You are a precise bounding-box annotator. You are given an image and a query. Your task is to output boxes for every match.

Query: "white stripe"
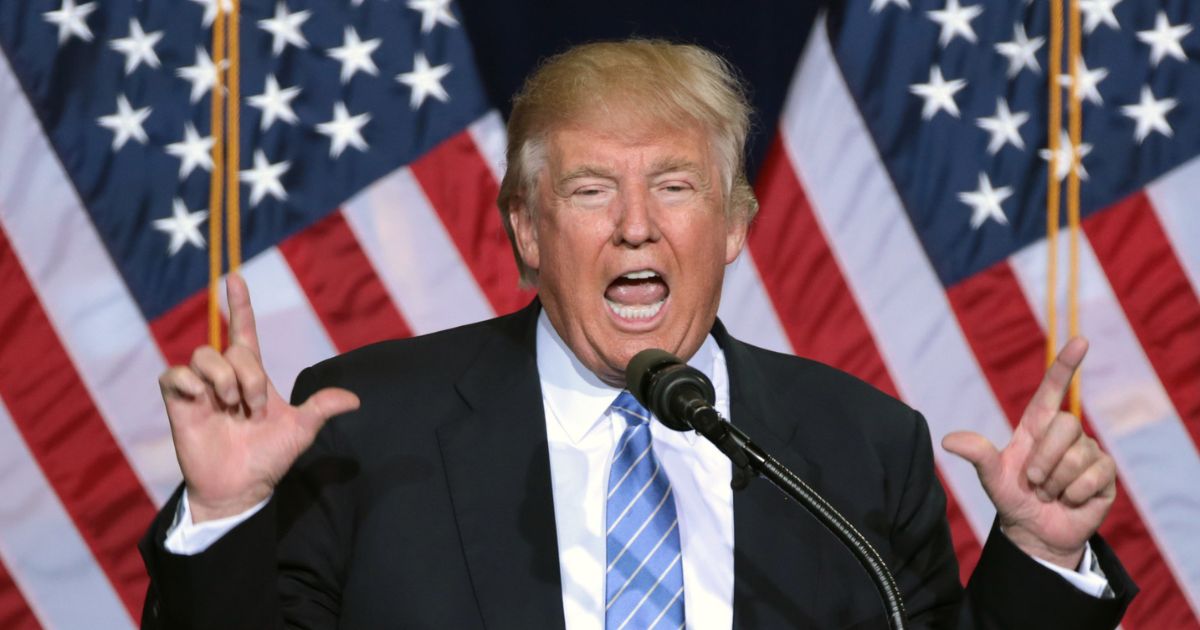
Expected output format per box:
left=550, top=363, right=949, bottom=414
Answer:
left=0, top=397, right=133, bottom=629
left=608, top=461, right=663, bottom=535
left=224, top=248, right=338, bottom=400
left=0, top=49, right=178, bottom=505
left=777, top=16, right=1010, bottom=540
left=467, top=110, right=508, bottom=184
left=1010, top=233, right=1200, bottom=614
left=617, top=556, right=683, bottom=630
left=1146, top=154, right=1200, bottom=294
left=608, top=439, right=654, bottom=500
left=720, top=249, right=794, bottom=355
left=341, top=166, right=495, bottom=335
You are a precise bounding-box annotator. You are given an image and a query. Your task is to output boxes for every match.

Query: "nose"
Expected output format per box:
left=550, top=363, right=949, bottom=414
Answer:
left=613, top=187, right=660, bottom=247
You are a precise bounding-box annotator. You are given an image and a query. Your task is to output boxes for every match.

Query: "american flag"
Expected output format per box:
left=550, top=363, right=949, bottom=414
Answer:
left=0, top=0, right=1195, bottom=628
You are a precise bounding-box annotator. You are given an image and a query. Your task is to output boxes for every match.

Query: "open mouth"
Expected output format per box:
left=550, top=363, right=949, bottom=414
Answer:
left=604, top=269, right=669, bottom=321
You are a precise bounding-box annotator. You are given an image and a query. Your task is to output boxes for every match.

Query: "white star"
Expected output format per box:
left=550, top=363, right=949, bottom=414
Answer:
left=396, top=52, right=453, bottom=109
left=190, top=0, right=233, bottom=28
left=315, top=102, right=371, bottom=158
left=97, top=95, right=151, bottom=150
left=247, top=74, right=301, bottom=130
left=927, top=0, right=984, bottom=47
left=1137, top=11, right=1192, bottom=66
left=1120, top=85, right=1178, bottom=143
left=240, top=150, right=290, bottom=206
left=327, top=26, right=381, bottom=84
left=43, top=0, right=97, bottom=45
left=176, top=46, right=223, bottom=104
left=909, top=66, right=966, bottom=120
left=258, top=1, right=311, bottom=56
left=165, top=123, right=214, bottom=179
left=1080, top=0, right=1121, bottom=34
left=1057, top=56, right=1108, bottom=105
left=109, top=18, right=163, bottom=75
left=407, top=0, right=459, bottom=33
left=995, top=22, right=1044, bottom=77
left=958, top=173, right=1012, bottom=229
left=870, top=0, right=910, bottom=12
left=976, top=98, right=1029, bottom=154
left=153, top=199, right=208, bottom=256
left=1039, top=130, right=1092, bottom=181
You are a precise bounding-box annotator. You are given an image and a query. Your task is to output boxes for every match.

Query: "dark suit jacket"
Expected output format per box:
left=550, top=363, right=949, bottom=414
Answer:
left=140, top=301, right=1136, bottom=628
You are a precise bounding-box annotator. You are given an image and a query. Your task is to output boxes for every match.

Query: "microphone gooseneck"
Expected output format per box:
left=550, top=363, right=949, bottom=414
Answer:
left=625, top=348, right=908, bottom=630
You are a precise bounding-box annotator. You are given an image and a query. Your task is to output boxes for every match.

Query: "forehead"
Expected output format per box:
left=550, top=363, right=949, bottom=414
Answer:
left=543, top=115, right=715, bottom=175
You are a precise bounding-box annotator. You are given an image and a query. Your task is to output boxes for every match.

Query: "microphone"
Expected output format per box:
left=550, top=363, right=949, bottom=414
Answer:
left=625, top=348, right=908, bottom=630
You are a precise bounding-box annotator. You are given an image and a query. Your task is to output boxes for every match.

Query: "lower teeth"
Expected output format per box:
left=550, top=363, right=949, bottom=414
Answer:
left=605, top=299, right=665, bottom=320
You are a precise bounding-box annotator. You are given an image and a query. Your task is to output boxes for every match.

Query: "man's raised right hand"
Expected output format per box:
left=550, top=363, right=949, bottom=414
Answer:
left=157, top=274, right=360, bottom=523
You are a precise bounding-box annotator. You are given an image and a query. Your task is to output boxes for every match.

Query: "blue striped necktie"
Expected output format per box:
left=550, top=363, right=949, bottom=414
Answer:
left=605, top=391, right=686, bottom=630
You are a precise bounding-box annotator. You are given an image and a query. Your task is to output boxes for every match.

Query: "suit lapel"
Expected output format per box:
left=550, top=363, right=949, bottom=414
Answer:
left=717, top=325, right=829, bottom=628
left=436, top=303, right=567, bottom=630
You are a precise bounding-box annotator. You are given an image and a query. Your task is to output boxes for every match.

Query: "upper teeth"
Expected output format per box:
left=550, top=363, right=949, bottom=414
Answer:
left=622, top=270, right=658, bottom=280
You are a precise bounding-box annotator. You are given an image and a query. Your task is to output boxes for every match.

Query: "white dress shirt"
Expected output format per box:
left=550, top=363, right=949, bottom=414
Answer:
left=536, top=312, right=734, bottom=630
left=165, top=311, right=1111, bottom=621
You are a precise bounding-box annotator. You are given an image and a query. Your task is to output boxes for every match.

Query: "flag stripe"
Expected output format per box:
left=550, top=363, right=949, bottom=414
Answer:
left=945, top=259, right=1197, bottom=629
left=0, top=397, right=130, bottom=630
left=779, top=17, right=1009, bottom=542
left=279, top=210, right=414, bottom=353
left=148, top=290, right=227, bottom=367
left=1146, top=156, right=1200, bottom=294
left=342, top=166, right=496, bottom=335
left=749, top=132, right=983, bottom=574
left=0, top=224, right=153, bottom=620
left=1084, top=192, right=1200, bottom=454
left=0, top=50, right=178, bottom=506
left=0, top=558, right=38, bottom=630
left=717, top=250, right=794, bottom=356
left=409, top=128, right=535, bottom=316
left=235, top=249, right=340, bottom=402
left=1011, top=234, right=1200, bottom=621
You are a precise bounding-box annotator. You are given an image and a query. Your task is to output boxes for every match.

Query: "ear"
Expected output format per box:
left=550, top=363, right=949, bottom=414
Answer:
left=508, top=197, right=541, bottom=272
left=724, top=213, right=749, bottom=265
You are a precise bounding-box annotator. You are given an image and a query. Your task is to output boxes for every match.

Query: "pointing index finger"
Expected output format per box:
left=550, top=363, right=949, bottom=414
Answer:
left=1022, top=337, right=1088, bottom=432
left=226, top=273, right=262, bottom=358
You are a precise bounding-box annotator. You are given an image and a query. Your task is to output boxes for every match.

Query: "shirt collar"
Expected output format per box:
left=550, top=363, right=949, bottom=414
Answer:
left=535, top=309, right=716, bottom=445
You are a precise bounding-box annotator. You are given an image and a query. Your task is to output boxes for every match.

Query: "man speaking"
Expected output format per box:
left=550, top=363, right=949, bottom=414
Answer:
left=143, top=40, right=1136, bottom=628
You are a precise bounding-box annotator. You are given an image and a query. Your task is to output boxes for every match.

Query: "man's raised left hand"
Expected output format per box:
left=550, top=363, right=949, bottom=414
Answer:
left=942, top=337, right=1117, bottom=570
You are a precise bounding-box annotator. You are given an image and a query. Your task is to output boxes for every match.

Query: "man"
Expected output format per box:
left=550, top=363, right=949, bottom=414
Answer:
left=144, top=40, right=1136, bottom=628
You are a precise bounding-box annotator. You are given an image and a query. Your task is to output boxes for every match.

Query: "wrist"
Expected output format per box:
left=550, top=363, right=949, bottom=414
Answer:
left=186, top=486, right=272, bottom=523
left=1001, top=525, right=1086, bottom=570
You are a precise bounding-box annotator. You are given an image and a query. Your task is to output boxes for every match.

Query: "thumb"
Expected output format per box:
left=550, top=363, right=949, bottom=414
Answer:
left=942, top=431, right=1002, bottom=486
left=296, top=387, right=361, bottom=434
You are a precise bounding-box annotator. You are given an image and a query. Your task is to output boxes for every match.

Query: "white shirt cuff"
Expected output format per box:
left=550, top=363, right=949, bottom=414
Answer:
left=162, top=489, right=271, bottom=556
left=1030, top=542, right=1113, bottom=599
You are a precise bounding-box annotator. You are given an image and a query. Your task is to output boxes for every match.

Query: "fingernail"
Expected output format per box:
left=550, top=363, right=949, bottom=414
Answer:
left=1027, top=467, right=1045, bottom=484
left=250, top=396, right=267, bottom=410
left=1036, top=488, right=1052, bottom=502
left=223, top=388, right=238, bottom=404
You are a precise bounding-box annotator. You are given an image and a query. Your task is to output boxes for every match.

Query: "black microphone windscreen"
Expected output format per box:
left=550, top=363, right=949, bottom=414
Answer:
left=625, top=348, right=681, bottom=407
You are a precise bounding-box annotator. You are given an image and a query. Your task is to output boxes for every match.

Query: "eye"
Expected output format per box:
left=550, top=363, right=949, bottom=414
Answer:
left=570, top=185, right=613, bottom=209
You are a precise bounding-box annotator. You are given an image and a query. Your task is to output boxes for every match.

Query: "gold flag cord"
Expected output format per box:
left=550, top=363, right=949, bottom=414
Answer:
left=207, top=1, right=242, bottom=350
left=1047, top=0, right=1083, bottom=415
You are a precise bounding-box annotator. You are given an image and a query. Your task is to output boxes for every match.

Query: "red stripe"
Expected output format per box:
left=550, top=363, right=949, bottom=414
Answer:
left=946, top=259, right=1199, bottom=629
left=0, top=558, right=39, bottom=630
left=0, top=226, right=151, bottom=621
left=149, top=288, right=228, bottom=366
left=409, top=130, right=535, bottom=316
left=279, top=210, right=414, bottom=352
left=1085, top=192, right=1200, bottom=454
left=750, top=134, right=982, bottom=578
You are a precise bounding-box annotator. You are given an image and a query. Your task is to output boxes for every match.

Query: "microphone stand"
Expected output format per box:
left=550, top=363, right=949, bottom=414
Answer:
left=680, top=398, right=908, bottom=630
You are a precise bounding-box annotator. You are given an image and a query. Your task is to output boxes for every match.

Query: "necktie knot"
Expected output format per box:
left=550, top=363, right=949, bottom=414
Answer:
left=611, top=391, right=652, bottom=428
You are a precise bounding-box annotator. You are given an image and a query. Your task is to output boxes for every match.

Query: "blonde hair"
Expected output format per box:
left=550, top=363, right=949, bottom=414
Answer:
left=497, top=39, right=759, bottom=285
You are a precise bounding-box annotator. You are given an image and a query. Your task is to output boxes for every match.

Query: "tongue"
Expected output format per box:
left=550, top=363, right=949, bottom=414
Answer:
left=605, top=278, right=667, bottom=305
